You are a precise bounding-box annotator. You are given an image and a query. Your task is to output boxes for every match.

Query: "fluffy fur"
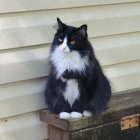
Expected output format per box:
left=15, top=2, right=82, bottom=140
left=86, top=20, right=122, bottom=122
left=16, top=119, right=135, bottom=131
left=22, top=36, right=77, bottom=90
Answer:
left=45, top=18, right=111, bottom=118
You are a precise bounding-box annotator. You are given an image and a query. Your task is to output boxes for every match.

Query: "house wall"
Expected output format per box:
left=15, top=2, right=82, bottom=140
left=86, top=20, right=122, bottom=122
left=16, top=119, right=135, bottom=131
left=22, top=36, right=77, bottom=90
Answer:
left=0, top=0, right=140, bottom=139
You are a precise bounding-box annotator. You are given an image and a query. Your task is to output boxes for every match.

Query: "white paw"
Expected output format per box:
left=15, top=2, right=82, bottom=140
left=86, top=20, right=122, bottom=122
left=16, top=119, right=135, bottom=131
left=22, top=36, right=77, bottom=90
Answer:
left=59, top=112, right=70, bottom=119
left=70, top=112, right=83, bottom=118
left=83, top=110, right=92, bottom=117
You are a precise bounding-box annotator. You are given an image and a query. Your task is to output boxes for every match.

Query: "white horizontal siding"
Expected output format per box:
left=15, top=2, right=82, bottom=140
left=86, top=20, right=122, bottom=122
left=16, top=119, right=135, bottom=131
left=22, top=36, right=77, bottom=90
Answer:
left=1, top=2, right=140, bottom=50
left=1, top=35, right=140, bottom=84
left=94, top=32, right=140, bottom=66
left=0, top=112, right=47, bottom=140
left=104, top=60, right=140, bottom=93
left=0, top=47, right=49, bottom=84
left=0, top=78, right=46, bottom=119
left=0, top=0, right=140, bottom=13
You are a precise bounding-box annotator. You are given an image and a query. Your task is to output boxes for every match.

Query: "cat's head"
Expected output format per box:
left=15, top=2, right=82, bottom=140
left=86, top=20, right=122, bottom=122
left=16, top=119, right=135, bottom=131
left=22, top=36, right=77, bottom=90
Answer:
left=52, top=18, right=88, bottom=53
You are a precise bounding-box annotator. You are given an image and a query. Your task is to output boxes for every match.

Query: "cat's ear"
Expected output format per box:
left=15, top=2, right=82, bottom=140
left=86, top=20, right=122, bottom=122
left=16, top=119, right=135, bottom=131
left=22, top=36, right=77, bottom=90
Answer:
left=76, top=25, right=88, bottom=38
left=57, top=18, right=66, bottom=30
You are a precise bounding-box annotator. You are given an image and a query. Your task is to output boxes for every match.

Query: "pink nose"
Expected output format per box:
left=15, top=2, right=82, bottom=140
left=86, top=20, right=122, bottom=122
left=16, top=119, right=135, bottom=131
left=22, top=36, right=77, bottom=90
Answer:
left=59, top=47, right=70, bottom=53
left=62, top=48, right=66, bottom=51
left=60, top=47, right=66, bottom=52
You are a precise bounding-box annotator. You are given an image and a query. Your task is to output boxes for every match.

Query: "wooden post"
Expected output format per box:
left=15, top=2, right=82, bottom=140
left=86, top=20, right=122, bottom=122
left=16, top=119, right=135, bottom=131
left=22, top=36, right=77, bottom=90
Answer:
left=48, top=125, right=70, bottom=140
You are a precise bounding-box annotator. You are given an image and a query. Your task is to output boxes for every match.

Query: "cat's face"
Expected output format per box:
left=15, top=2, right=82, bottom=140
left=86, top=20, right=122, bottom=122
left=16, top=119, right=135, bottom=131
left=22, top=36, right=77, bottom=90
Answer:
left=52, top=18, right=88, bottom=53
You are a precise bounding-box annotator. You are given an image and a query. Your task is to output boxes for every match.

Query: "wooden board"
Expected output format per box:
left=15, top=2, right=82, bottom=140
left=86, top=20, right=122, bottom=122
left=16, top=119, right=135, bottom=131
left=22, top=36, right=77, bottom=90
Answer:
left=71, top=120, right=140, bottom=140
left=40, top=89, right=140, bottom=131
left=47, top=120, right=140, bottom=140
left=40, top=89, right=140, bottom=140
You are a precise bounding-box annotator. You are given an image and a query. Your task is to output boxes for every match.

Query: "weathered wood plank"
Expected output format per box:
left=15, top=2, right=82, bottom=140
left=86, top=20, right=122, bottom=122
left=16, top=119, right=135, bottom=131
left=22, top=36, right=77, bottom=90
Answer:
left=40, top=110, right=70, bottom=131
left=48, top=125, right=70, bottom=140
left=40, top=89, right=140, bottom=131
left=71, top=120, right=140, bottom=140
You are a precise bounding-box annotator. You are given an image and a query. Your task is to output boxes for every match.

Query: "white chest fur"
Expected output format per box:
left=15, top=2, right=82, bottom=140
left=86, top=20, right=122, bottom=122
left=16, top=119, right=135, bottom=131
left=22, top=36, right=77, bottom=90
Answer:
left=50, top=47, right=88, bottom=78
left=64, top=79, right=80, bottom=107
left=50, top=47, right=88, bottom=107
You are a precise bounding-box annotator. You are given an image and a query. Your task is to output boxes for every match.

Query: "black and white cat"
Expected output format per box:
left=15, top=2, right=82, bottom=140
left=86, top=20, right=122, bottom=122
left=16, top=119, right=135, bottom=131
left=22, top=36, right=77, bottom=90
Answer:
left=45, top=18, right=111, bottom=119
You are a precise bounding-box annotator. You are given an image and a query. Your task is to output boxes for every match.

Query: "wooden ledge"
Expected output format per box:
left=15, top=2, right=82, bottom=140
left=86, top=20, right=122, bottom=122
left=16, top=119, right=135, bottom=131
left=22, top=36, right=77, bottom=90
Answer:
left=40, top=90, right=140, bottom=132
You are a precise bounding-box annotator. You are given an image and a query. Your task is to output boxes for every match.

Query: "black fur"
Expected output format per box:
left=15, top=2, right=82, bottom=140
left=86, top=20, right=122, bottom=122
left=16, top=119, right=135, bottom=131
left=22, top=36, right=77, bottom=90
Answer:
left=45, top=18, right=111, bottom=114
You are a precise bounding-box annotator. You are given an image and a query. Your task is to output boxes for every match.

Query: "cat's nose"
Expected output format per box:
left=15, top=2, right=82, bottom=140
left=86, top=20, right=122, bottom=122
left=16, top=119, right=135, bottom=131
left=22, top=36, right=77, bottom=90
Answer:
left=62, top=47, right=66, bottom=51
left=60, top=47, right=66, bottom=52
left=60, top=47, right=70, bottom=53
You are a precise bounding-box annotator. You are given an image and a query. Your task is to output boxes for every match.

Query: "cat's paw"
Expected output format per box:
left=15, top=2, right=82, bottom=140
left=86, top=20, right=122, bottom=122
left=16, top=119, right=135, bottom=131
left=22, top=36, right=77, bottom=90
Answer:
left=59, top=112, right=70, bottom=119
left=70, top=112, right=83, bottom=118
left=83, top=110, right=92, bottom=117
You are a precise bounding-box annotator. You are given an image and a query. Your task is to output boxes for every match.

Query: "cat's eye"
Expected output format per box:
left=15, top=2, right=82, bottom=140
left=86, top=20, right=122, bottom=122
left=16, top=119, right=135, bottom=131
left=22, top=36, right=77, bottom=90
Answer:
left=70, top=40, right=76, bottom=45
left=58, top=38, right=63, bottom=42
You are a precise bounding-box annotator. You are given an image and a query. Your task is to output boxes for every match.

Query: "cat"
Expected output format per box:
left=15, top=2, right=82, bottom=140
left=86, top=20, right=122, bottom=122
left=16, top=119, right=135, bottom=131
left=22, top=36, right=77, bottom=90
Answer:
left=45, top=18, right=111, bottom=119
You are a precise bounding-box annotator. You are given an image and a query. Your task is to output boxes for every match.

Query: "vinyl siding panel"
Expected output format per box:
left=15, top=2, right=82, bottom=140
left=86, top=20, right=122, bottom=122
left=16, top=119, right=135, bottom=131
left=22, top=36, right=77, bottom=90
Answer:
left=0, top=0, right=140, bottom=13
left=1, top=2, right=140, bottom=50
left=0, top=112, right=47, bottom=140
left=0, top=79, right=46, bottom=119
left=94, top=32, right=140, bottom=65
left=1, top=37, right=140, bottom=84
left=104, top=60, right=140, bottom=93
left=0, top=1, right=140, bottom=139
left=0, top=47, right=50, bottom=84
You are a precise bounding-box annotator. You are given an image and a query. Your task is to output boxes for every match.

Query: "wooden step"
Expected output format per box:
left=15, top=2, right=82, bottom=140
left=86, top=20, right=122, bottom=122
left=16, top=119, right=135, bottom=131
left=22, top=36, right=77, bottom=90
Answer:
left=40, top=89, right=140, bottom=140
